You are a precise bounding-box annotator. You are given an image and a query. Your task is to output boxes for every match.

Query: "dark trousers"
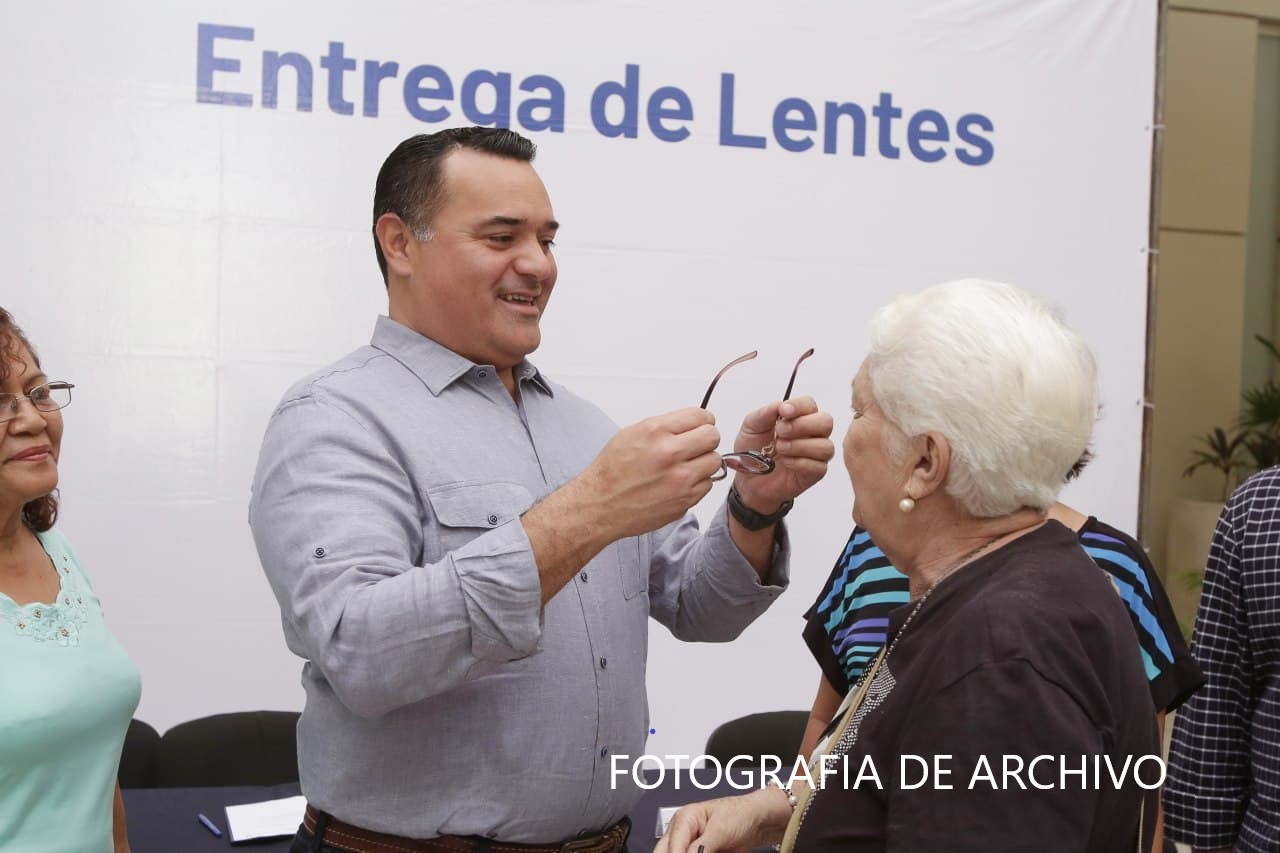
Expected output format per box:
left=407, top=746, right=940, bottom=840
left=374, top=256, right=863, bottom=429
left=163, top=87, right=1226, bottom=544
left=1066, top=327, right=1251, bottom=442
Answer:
left=289, top=817, right=633, bottom=853
left=289, top=810, right=331, bottom=853
left=289, top=804, right=629, bottom=850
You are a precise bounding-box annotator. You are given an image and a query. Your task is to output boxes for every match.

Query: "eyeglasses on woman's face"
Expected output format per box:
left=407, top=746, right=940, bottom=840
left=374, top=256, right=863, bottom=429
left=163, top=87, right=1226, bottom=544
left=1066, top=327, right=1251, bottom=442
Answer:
left=699, top=349, right=813, bottom=482
left=0, top=382, right=74, bottom=425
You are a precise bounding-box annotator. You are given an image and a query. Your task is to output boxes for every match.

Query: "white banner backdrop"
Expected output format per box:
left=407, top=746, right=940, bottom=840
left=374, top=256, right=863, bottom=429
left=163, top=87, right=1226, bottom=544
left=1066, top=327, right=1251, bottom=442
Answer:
left=1, top=1, right=1155, bottom=760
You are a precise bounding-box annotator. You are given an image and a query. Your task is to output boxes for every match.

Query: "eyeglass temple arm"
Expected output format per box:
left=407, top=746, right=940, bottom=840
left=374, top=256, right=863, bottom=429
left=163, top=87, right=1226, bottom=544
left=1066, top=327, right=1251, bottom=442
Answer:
left=759, top=348, right=816, bottom=460
left=782, top=348, right=815, bottom=402
left=700, top=350, right=758, bottom=409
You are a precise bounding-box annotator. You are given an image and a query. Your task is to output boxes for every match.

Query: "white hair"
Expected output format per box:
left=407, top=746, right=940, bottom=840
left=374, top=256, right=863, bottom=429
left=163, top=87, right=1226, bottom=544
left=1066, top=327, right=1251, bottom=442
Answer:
left=866, top=278, right=1098, bottom=517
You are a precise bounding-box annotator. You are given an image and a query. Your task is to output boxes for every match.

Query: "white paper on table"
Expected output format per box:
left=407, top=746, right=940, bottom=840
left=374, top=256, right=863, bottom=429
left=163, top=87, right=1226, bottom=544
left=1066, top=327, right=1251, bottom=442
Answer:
left=224, top=794, right=307, bottom=843
left=655, top=806, right=681, bottom=838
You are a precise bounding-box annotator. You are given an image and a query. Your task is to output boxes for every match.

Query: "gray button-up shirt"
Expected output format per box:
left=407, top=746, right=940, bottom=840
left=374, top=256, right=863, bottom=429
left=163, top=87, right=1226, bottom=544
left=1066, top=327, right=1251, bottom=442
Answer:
left=249, top=316, right=789, bottom=842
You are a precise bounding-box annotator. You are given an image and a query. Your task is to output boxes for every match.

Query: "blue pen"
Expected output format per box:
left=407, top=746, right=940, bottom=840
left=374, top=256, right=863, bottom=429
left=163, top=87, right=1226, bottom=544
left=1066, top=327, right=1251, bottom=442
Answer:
left=197, top=813, right=222, bottom=838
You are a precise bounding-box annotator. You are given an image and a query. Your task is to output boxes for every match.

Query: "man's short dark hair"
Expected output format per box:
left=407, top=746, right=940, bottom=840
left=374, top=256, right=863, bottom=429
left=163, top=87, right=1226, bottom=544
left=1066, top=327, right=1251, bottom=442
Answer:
left=372, top=127, right=538, bottom=285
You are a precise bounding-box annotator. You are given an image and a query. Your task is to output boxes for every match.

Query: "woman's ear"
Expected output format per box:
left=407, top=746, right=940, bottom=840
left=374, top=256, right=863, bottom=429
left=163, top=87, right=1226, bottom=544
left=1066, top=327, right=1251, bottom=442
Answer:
left=905, top=432, right=950, bottom=501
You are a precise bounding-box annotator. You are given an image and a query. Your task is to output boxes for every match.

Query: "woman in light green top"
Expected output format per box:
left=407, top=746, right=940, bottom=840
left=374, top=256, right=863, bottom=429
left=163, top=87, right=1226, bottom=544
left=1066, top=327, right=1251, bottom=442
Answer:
left=0, top=307, right=141, bottom=853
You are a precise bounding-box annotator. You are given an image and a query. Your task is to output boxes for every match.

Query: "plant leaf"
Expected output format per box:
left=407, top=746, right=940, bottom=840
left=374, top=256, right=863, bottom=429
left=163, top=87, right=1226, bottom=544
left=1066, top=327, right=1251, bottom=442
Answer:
left=1255, top=333, right=1280, bottom=364
left=1179, top=569, right=1204, bottom=591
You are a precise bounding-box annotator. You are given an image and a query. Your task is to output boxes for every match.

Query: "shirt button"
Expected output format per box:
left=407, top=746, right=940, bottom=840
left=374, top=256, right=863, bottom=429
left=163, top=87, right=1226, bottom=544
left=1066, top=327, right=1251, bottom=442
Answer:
left=314, top=547, right=326, bottom=558
left=580, top=571, right=589, bottom=583
left=487, top=514, right=499, bottom=525
left=599, top=657, right=607, bottom=669
left=478, top=370, right=488, bottom=378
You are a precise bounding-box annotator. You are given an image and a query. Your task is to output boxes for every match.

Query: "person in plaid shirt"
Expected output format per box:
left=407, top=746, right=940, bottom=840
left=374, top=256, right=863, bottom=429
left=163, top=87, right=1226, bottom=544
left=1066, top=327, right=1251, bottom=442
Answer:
left=1164, top=466, right=1280, bottom=852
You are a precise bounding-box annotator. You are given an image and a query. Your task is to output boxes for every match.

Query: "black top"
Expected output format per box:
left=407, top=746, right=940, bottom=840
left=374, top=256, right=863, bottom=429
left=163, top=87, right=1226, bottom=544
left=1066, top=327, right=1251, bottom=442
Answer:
left=802, top=519, right=1203, bottom=713
left=794, top=522, right=1159, bottom=852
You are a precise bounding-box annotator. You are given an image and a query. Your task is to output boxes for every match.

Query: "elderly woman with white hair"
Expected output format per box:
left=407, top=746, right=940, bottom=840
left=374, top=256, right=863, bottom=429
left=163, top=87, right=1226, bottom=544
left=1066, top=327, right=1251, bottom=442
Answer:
left=658, top=279, right=1158, bottom=852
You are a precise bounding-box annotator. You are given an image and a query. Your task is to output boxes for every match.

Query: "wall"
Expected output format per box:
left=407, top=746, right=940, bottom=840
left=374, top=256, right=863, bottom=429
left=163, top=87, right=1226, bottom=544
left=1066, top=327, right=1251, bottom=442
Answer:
left=1, top=1, right=1157, bottom=757
left=1147, top=4, right=1267, bottom=575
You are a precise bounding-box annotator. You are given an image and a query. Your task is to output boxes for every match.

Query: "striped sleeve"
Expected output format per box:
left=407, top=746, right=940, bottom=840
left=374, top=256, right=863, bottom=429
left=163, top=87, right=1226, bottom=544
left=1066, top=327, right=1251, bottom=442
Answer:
left=1079, top=518, right=1204, bottom=713
left=803, top=527, right=910, bottom=694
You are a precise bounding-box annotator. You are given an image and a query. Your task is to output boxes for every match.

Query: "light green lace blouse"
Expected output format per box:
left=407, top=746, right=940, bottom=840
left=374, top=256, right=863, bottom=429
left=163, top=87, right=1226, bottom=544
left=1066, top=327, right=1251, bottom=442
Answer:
left=0, top=528, right=141, bottom=852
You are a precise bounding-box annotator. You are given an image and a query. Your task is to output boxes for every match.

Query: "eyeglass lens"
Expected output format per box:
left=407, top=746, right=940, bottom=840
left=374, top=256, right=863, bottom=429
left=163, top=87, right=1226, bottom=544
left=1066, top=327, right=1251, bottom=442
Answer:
left=0, top=382, right=74, bottom=423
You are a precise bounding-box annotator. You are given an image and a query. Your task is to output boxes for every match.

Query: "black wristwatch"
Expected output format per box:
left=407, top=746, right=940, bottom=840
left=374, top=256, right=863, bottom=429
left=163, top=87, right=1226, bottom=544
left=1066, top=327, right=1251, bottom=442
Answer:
left=727, top=484, right=794, bottom=531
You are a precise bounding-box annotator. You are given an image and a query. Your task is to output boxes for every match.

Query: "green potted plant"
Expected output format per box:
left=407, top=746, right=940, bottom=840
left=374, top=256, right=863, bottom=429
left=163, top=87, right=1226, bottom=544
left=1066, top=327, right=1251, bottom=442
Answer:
left=1181, top=426, right=1248, bottom=501
left=1240, top=334, right=1280, bottom=470
left=1171, top=334, right=1280, bottom=637
left=1183, top=335, right=1280, bottom=493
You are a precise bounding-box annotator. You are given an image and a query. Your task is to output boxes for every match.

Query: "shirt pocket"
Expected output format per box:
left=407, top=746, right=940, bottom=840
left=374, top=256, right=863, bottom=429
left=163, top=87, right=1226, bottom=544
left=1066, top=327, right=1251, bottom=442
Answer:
left=619, top=535, right=649, bottom=600
left=425, top=481, right=535, bottom=557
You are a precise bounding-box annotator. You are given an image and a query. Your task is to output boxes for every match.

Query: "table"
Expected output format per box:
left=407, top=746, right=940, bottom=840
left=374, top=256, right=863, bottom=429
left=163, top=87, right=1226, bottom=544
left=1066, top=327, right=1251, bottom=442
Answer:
left=124, top=783, right=300, bottom=852
left=123, top=770, right=750, bottom=852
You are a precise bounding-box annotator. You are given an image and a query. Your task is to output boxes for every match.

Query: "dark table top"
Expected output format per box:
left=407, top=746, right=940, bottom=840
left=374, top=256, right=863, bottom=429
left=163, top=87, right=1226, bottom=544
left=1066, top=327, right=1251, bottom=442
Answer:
left=124, top=783, right=302, bottom=852
left=123, top=771, right=746, bottom=853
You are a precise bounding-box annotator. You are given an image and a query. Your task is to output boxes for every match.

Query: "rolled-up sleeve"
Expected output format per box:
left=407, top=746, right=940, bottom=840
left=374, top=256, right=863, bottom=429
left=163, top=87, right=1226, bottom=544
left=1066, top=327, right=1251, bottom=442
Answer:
left=249, top=393, right=543, bottom=718
left=646, top=502, right=790, bottom=641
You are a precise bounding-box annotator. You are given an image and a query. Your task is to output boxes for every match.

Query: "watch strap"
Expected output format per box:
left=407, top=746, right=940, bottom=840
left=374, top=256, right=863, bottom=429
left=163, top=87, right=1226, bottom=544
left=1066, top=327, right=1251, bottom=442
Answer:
left=727, top=484, right=793, bottom=531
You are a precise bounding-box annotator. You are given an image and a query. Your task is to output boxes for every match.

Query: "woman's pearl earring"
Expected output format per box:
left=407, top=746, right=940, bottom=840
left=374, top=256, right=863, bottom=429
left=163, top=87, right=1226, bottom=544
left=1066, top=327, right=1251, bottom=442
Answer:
left=898, top=497, right=916, bottom=513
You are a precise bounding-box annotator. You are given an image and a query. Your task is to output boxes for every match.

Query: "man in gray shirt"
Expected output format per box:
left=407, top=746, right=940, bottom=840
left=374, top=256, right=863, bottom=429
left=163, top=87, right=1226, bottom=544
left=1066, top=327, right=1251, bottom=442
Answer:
left=250, top=127, right=834, bottom=852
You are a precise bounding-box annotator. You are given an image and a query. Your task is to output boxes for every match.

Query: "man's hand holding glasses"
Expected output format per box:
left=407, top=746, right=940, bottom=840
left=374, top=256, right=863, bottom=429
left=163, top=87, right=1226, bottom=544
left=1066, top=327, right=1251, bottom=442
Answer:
left=521, top=350, right=833, bottom=599
left=570, top=406, right=724, bottom=542
left=700, top=350, right=835, bottom=531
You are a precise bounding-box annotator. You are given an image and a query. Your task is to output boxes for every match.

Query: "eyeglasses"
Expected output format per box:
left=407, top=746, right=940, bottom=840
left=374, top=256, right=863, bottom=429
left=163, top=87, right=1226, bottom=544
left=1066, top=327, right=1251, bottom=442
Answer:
left=700, top=349, right=814, bottom=481
left=0, top=382, right=75, bottom=424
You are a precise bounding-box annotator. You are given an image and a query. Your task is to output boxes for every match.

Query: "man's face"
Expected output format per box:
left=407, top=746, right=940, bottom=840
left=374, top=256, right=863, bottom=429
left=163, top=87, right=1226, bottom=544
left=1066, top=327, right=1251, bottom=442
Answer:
left=393, top=149, right=559, bottom=376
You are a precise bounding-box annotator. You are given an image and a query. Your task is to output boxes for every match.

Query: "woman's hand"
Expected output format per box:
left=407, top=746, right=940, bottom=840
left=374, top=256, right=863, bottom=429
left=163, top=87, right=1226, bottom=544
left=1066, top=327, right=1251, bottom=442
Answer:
left=655, top=786, right=793, bottom=853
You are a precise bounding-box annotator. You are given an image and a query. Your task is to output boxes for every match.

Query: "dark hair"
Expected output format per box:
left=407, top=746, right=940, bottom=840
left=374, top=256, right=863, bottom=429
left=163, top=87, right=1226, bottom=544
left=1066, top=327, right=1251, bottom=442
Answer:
left=0, top=307, right=58, bottom=532
left=371, top=127, right=538, bottom=285
left=1064, top=448, right=1094, bottom=482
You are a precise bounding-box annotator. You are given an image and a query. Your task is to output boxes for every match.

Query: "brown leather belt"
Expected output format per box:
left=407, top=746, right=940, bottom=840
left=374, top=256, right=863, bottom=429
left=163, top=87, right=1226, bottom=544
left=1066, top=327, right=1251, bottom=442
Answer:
left=302, top=805, right=631, bottom=853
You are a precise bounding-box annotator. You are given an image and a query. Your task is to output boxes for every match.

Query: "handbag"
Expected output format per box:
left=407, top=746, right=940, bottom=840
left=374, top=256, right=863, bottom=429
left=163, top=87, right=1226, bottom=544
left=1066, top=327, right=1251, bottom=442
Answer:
left=779, top=647, right=887, bottom=853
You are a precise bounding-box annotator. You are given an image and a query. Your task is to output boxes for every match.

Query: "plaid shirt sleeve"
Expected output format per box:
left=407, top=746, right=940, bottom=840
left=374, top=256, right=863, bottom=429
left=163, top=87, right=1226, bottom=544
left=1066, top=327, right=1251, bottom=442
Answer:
left=1163, top=468, right=1280, bottom=852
